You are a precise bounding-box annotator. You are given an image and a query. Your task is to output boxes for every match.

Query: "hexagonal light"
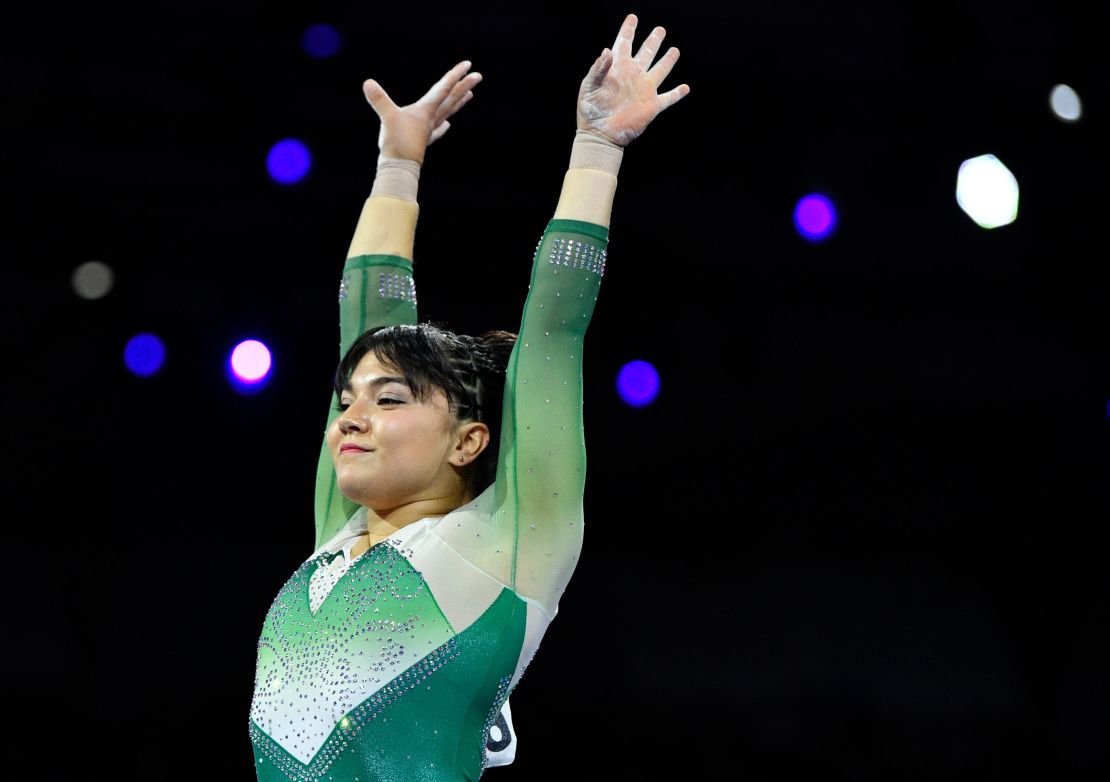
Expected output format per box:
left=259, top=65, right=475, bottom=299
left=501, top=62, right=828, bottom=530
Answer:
left=956, top=154, right=1019, bottom=229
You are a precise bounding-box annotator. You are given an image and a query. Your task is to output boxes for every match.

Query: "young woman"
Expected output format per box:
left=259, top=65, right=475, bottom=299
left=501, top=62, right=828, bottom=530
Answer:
left=248, top=14, right=689, bottom=780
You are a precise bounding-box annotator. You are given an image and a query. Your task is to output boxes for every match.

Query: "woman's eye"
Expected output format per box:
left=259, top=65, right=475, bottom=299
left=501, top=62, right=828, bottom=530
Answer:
left=377, top=397, right=403, bottom=406
left=335, top=402, right=350, bottom=411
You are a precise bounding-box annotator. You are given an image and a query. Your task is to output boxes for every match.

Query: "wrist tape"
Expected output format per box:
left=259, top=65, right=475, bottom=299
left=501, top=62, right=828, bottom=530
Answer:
left=568, top=130, right=623, bottom=176
left=370, top=157, right=421, bottom=202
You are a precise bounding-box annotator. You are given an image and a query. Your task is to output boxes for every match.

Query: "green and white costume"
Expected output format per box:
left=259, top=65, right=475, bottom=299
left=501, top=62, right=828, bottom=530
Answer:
left=248, top=217, right=608, bottom=781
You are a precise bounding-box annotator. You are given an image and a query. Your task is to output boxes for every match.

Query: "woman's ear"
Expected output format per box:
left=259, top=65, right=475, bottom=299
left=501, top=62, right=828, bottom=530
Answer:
left=453, top=421, right=491, bottom=466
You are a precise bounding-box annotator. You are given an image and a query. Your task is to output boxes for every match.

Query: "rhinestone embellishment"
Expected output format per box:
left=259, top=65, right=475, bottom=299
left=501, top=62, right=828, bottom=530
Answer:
left=379, top=272, right=417, bottom=304
left=547, top=238, right=606, bottom=276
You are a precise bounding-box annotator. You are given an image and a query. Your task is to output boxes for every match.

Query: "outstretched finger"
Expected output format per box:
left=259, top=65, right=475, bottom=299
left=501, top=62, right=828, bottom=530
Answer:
left=634, top=26, right=666, bottom=68
left=437, top=89, right=474, bottom=126
left=418, top=60, right=473, bottom=107
left=428, top=119, right=451, bottom=145
left=363, top=79, right=400, bottom=118
left=647, top=47, right=680, bottom=87
left=611, top=13, right=637, bottom=59
left=656, top=83, right=691, bottom=112
left=437, top=72, right=481, bottom=120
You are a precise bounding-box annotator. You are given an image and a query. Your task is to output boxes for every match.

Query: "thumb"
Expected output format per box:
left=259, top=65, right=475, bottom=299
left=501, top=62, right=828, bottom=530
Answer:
left=362, top=79, right=399, bottom=117
left=583, top=48, right=612, bottom=91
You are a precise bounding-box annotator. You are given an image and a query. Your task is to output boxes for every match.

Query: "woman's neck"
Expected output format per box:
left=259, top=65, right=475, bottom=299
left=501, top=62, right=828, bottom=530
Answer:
left=363, top=494, right=470, bottom=539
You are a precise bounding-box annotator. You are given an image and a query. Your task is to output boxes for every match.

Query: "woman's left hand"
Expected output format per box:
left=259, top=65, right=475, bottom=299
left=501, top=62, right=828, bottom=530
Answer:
left=576, top=13, right=691, bottom=147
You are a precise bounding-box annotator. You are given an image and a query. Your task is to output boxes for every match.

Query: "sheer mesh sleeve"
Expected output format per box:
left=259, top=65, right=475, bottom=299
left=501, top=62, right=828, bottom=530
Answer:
left=493, top=218, right=607, bottom=614
left=312, top=254, right=418, bottom=550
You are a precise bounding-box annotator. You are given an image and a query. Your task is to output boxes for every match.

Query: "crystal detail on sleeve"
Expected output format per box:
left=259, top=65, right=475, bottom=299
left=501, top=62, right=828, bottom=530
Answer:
left=547, top=238, right=606, bottom=276
left=379, top=272, right=417, bottom=305
left=337, top=273, right=350, bottom=303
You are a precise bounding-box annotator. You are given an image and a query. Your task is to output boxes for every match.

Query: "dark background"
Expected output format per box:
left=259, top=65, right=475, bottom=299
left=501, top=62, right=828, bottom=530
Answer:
left=5, top=1, right=1109, bottom=779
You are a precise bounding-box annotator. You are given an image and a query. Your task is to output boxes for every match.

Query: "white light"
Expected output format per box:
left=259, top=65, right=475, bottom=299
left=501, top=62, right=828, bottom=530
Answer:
left=1049, top=84, right=1082, bottom=122
left=956, top=154, right=1019, bottom=229
left=71, top=261, right=115, bottom=300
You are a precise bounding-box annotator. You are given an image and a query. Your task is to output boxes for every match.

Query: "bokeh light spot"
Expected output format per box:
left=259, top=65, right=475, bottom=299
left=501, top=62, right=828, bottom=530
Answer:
left=617, top=360, right=660, bottom=407
left=266, top=138, right=312, bottom=185
left=956, top=154, right=1019, bottom=229
left=1049, top=84, right=1082, bottom=123
left=230, top=339, right=273, bottom=383
left=124, top=333, right=165, bottom=377
left=303, top=23, right=342, bottom=58
left=793, top=193, right=838, bottom=242
left=72, top=261, right=115, bottom=300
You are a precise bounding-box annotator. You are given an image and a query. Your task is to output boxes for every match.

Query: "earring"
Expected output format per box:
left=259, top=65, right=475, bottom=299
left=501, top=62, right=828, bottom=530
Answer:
left=458, top=455, right=465, bottom=463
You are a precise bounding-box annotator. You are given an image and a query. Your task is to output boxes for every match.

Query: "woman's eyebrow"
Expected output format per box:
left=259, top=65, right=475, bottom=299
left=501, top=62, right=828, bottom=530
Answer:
left=344, top=375, right=409, bottom=394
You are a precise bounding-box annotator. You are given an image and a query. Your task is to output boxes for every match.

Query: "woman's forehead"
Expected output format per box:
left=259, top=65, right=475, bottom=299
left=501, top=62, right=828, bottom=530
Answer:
left=348, top=352, right=450, bottom=407
left=354, top=351, right=401, bottom=379
left=348, top=354, right=407, bottom=388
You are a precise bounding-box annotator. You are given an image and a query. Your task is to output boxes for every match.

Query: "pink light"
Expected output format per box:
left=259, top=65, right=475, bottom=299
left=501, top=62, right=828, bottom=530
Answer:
left=230, top=340, right=272, bottom=383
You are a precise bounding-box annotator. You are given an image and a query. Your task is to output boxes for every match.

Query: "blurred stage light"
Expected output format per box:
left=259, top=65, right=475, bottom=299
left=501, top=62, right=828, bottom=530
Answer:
left=956, top=154, right=1019, bottom=229
left=266, top=138, right=312, bottom=185
left=1049, top=84, right=1082, bottom=123
left=616, top=360, right=660, bottom=408
left=228, top=339, right=273, bottom=394
left=303, top=24, right=342, bottom=58
left=124, top=333, right=165, bottom=377
left=72, top=261, right=115, bottom=300
left=793, top=193, right=838, bottom=242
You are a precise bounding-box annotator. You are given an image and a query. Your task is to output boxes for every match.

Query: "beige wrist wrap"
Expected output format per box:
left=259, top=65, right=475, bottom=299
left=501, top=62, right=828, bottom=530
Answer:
left=369, top=156, right=422, bottom=202
left=568, top=130, right=624, bottom=176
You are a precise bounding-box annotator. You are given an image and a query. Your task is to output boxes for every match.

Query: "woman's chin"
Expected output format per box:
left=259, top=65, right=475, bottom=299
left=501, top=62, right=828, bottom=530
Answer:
left=336, top=476, right=372, bottom=505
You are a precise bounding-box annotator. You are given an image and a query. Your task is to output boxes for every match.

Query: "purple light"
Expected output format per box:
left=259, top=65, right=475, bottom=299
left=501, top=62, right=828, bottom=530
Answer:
left=302, top=24, right=342, bottom=58
left=230, top=340, right=272, bottom=383
left=123, top=333, right=165, bottom=377
left=793, top=193, right=838, bottom=241
left=616, top=360, right=660, bottom=408
left=266, top=138, right=312, bottom=185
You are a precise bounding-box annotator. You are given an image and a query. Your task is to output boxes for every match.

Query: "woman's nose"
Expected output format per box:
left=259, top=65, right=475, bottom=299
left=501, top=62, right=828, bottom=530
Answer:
left=338, top=411, right=367, bottom=433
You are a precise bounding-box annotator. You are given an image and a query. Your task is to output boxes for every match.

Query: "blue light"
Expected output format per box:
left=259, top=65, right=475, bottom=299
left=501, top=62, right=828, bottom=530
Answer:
left=617, top=360, right=660, bottom=407
left=123, top=333, right=165, bottom=377
left=303, top=24, right=342, bottom=58
left=266, top=138, right=312, bottom=185
left=793, top=193, right=838, bottom=242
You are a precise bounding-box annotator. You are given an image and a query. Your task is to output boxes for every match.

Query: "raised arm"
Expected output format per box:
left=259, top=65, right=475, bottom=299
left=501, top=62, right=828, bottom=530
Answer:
left=495, top=14, right=690, bottom=611
left=313, top=61, right=484, bottom=551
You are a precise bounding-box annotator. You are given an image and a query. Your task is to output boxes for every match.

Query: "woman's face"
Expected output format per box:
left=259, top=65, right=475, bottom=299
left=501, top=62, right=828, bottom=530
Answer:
left=327, top=351, right=460, bottom=511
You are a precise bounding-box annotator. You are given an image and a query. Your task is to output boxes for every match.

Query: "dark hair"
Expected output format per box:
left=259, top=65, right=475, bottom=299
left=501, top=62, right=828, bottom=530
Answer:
left=334, top=322, right=517, bottom=494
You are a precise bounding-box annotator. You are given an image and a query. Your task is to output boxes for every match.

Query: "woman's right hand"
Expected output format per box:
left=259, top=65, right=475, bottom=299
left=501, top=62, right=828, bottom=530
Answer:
left=362, top=60, right=482, bottom=164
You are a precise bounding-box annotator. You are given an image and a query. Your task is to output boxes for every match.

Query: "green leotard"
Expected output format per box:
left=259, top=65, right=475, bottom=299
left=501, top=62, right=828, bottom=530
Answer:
left=248, top=216, right=608, bottom=781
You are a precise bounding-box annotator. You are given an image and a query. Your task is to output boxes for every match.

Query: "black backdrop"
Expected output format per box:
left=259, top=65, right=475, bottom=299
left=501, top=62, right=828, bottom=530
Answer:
left=5, top=1, right=1109, bottom=779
